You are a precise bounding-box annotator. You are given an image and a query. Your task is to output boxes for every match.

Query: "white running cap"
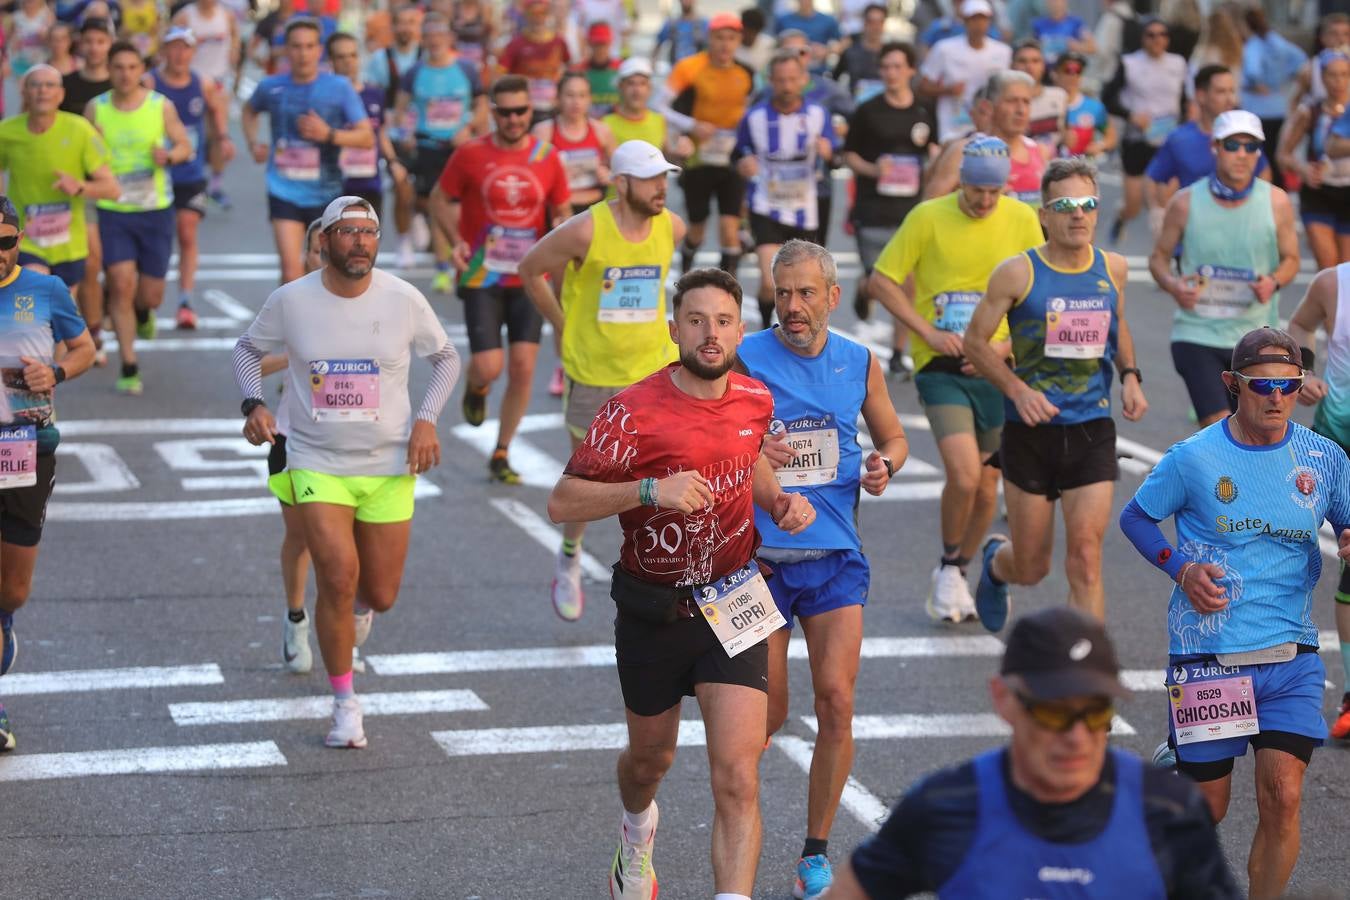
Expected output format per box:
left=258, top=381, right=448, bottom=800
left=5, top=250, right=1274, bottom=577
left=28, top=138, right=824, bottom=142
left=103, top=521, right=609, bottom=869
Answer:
left=163, top=26, right=196, bottom=46
left=961, top=0, right=994, bottom=16
left=1212, top=109, right=1265, bottom=143
left=617, top=56, right=653, bottom=82
left=320, top=196, right=380, bottom=231
left=611, top=140, right=681, bottom=179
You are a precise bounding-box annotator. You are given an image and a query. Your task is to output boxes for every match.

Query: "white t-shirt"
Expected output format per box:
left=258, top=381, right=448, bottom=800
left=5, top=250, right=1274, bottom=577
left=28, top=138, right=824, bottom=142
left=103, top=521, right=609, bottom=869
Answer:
left=1118, top=51, right=1188, bottom=145
left=243, top=268, right=449, bottom=477
left=919, top=35, right=1012, bottom=142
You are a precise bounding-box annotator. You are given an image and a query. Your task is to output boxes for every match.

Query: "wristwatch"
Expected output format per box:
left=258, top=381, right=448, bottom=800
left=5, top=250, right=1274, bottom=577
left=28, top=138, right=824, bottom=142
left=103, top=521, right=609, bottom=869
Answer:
left=241, top=397, right=266, bottom=417
left=880, top=455, right=894, bottom=478
left=1119, top=367, right=1142, bottom=385
left=52, top=365, right=66, bottom=385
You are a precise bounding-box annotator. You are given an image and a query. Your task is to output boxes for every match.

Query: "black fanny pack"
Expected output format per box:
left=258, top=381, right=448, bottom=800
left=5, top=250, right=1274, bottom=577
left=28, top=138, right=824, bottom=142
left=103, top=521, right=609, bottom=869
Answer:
left=610, top=564, right=692, bottom=625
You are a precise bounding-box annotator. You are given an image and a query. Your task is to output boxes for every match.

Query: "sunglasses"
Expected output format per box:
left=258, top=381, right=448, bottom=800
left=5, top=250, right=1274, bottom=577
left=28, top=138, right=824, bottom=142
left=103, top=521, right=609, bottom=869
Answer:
left=1220, top=137, right=1262, bottom=154
left=1231, top=372, right=1304, bottom=395
left=0, top=235, right=18, bottom=250
left=1044, top=195, right=1099, bottom=213
left=493, top=105, right=531, bottom=117
left=1017, top=693, right=1115, bottom=733
left=1144, top=29, right=1168, bottom=37
left=1058, top=63, right=1083, bottom=74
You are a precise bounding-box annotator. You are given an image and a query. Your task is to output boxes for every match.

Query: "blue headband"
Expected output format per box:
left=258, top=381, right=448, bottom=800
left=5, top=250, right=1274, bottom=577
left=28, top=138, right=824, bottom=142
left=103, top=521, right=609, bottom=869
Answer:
left=960, top=134, right=1011, bottom=187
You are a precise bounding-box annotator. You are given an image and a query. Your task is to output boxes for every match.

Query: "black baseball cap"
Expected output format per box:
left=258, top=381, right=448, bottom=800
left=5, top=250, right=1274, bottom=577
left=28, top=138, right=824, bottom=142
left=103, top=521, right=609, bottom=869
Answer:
left=1231, top=326, right=1303, bottom=372
left=1056, top=50, right=1088, bottom=69
left=80, top=16, right=115, bottom=34
left=0, top=197, right=19, bottom=230
left=1000, top=607, right=1128, bottom=700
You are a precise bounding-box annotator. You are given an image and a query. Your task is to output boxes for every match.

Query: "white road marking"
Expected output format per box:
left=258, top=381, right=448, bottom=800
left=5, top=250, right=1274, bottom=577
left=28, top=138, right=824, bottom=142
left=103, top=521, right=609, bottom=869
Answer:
left=774, top=736, right=890, bottom=831
left=59, top=419, right=247, bottom=436
left=0, top=664, right=223, bottom=697
left=432, top=720, right=708, bottom=756
left=0, top=741, right=286, bottom=782
left=487, top=497, right=612, bottom=581
left=200, top=288, right=258, bottom=321
left=181, top=476, right=270, bottom=491
left=453, top=429, right=562, bottom=489
left=98, top=334, right=469, bottom=352
left=824, top=712, right=1136, bottom=738
left=53, top=443, right=142, bottom=495
left=169, top=689, right=488, bottom=726
left=153, top=316, right=238, bottom=329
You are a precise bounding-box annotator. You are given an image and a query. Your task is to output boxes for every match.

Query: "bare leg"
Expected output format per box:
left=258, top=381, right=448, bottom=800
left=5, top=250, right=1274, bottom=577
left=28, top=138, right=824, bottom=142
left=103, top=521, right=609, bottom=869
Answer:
left=697, top=681, right=767, bottom=895
left=495, top=340, right=540, bottom=451
left=105, top=261, right=140, bottom=371
left=1059, top=480, right=1114, bottom=620
left=279, top=502, right=310, bottom=613
left=800, top=604, right=863, bottom=843
left=297, top=502, right=359, bottom=677
left=1248, top=748, right=1307, bottom=900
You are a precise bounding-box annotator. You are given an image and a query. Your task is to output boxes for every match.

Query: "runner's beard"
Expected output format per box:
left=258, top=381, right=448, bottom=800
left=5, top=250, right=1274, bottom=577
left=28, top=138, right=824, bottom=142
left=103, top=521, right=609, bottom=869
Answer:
left=681, top=344, right=736, bottom=380
left=330, top=247, right=374, bottom=278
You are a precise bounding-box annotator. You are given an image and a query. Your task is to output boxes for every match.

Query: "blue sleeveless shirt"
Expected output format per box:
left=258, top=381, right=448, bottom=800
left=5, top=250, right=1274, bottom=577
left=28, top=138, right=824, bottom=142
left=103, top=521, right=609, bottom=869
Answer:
left=152, top=69, right=207, bottom=185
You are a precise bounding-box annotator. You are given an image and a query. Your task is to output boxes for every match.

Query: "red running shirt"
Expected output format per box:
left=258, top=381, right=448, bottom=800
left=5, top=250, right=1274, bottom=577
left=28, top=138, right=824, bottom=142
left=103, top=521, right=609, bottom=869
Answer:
left=564, top=365, right=775, bottom=587
left=438, top=134, right=570, bottom=288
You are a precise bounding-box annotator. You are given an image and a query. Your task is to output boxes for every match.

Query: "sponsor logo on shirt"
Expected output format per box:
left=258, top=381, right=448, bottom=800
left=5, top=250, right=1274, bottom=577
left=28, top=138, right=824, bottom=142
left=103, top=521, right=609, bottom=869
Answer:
left=1286, top=465, right=1320, bottom=510
left=1038, top=866, right=1094, bottom=885
left=1214, top=515, right=1313, bottom=543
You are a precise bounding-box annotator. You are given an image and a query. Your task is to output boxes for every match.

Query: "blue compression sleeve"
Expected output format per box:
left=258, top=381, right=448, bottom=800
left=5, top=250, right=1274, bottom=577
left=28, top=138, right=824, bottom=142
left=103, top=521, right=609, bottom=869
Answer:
left=1119, top=498, right=1188, bottom=581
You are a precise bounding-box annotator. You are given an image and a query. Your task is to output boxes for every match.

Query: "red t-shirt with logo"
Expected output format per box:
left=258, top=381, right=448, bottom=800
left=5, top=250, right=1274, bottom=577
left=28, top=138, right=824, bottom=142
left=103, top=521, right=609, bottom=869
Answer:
left=564, top=365, right=775, bottom=587
left=438, top=134, right=570, bottom=288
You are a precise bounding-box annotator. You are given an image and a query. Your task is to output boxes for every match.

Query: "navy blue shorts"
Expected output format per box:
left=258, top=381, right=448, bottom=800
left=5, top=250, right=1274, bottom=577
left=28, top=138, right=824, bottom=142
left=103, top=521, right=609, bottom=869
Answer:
left=99, top=207, right=175, bottom=278
left=766, top=548, right=869, bottom=629
left=267, top=195, right=326, bottom=225
left=173, top=180, right=208, bottom=217
left=1170, top=341, right=1236, bottom=421
left=17, top=253, right=85, bottom=287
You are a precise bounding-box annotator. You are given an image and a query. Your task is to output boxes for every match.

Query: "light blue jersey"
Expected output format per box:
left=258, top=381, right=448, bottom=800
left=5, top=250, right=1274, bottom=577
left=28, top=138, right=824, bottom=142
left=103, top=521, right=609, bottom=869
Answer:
left=401, top=60, right=480, bottom=148
left=0, top=267, right=87, bottom=453
left=246, top=72, right=367, bottom=207
left=1133, top=420, right=1350, bottom=656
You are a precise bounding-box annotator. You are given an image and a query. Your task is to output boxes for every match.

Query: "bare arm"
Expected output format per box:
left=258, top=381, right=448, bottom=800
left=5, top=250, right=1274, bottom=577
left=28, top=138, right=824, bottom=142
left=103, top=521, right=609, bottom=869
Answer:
left=261, top=352, right=288, bottom=377
left=518, top=210, right=595, bottom=333
left=1148, top=190, right=1198, bottom=308
left=330, top=116, right=374, bottom=150
left=843, top=149, right=880, bottom=179
left=922, top=140, right=962, bottom=199
left=241, top=103, right=263, bottom=159
left=1269, top=189, right=1302, bottom=294
left=1277, top=106, right=1313, bottom=183
left=52, top=328, right=96, bottom=381
left=160, top=99, right=193, bottom=167
left=858, top=353, right=909, bottom=496
left=1287, top=267, right=1334, bottom=405
left=964, top=254, right=1033, bottom=402
left=548, top=473, right=643, bottom=523
left=80, top=163, right=122, bottom=201
left=1108, top=251, right=1148, bottom=421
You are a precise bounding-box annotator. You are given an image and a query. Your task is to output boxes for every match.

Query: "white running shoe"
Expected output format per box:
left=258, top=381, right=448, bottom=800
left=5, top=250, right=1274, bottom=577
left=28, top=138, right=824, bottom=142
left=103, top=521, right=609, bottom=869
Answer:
left=351, top=647, right=366, bottom=674
left=325, top=697, right=367, bottom=749
left=952, top=571, right=979, bottom=622
left=411, top=213, right=431, bottom=252
left=396, top=236, right=416, bottom=270
left=354, top=608, right=373, bottom=647
left=609, top=803, right=658, bottom=900
left=552, top=550, right=584, bottom=621
left=282, top=614, right=312, bottom=674
left=925, top=565, right=967, bottom=623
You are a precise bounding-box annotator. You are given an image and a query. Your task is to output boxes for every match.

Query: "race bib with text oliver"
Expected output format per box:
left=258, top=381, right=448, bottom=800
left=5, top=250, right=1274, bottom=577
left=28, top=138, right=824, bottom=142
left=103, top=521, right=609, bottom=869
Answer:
left=1045, top=295, right=1111, bottom=359
left=309, top=358, right=380, bottom=422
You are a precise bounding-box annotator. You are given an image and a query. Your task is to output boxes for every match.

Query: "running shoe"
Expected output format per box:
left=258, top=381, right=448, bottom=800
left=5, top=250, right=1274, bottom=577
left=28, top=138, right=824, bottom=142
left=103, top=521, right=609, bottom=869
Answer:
left=208, top=187, right=232, bottom=210
left=793, top=854, right=833, bottom=900
left=925, top=565, right=965, bottom=623
left=975, top=534, right=1011, bottom=632
left=0, top=611, right=15, bottom=676
left=549, top=365, right=565, bottom=397
left=1108, top=217, right=1124, bottom=245
left=852, top=286, right=870, bottom=321
left=175, top=304, right=198, bottom=330
left=411, top=213, right=431, bottom=251
left=888, top=353, right=914, bottom=381
left=353, top=607, right=373, bottom=648
left=282, top=614, right=312, bottom=674
left=136, top=311, right=157, bottom=342
left=609, top=803, right=658, bottom=900
left=396, top=238, right=416, bottom=270
left=325, top=696, right=367, bottom=749
left=1331, top=693, right=1350, bottom=740
left=115, top=374, right=144, bottom=396
left=1151, top=739, right=1177, bottom=769
left=552, top=549, right=584, bottom=621
left=462, top=384, right=488, bottom=426
left=92, top=347, right=108, bottom=368
left=351, top=647, right=366, bottom=674
left=489, top=449, right=521, bottom=485
left=432, top=270, right=452, bottom=294
left=0, top=702, right=14, bottom=752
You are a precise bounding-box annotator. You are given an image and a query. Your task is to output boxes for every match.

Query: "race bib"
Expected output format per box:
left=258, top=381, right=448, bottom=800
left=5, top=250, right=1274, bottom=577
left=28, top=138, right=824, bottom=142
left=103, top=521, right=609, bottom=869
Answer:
left=483, top=225, right=536, bottom=274
left=339, top=146, right=379, bottom=180
left=1012, top=188, right=1043, bottom=205
left=0, top=366, right=52, bottom=428
left=425, top=97, right=465, bottom=131
left=1145, top=114, right=1177, bottom=147
left=932, top=291, right=979, bottom=336
left=24, top=203, right=71, bottom=248
left=699, top=130, right=736, bottom=167
left=877, top=154, right=921, bottom=198
left=695, top=562, right=785, bottom=657
left=309, top=358, right=380, bottom=422
left=598, top=265, right=662, bottom=323
left=561, top=147, right=601, bottom=191
left=764, top=159, right=814, bottom=209
left=1194, top=264, right=1257, bottom=319
left=0, top=424, right=37, bottom=489
left=1167, top=664, right=1259, bottom=746
left=275, top=140, right=321, bottom=181
left=1045, top=296, right=1111, bottom=359
left=118, top=169, right=158, bottom=209
left=774, top=418, right=840, bottom=487
left=854, top=79, right=884, bottom=102
left=528, top=78, right=558, bottom=109
left=459, top=44, right=485, bottom=66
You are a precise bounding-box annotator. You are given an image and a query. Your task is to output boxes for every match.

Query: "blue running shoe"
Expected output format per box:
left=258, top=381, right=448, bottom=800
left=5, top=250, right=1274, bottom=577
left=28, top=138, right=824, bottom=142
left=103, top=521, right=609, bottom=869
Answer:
left=1152, top=739, right=1177, bottom=769
left=793, top=854, right=832, bottom=900
left=0, top=611, right=14, bottom=676
left=0, top=702, right=14, bottom=751
left=975, top=534, right=1011, bottom=632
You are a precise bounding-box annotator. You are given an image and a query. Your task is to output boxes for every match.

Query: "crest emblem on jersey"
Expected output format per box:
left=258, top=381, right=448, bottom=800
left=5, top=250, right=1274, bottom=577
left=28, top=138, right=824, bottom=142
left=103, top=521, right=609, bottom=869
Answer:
left=1296, top=471, right=1315, bottom=495
left=12, top=295, right=33, bottom=323
left=1214, top=476, right=1237, bottom=504
left=910, top=122, right=930, bottom=146
left=1286, top=465, right=1319, bottom=509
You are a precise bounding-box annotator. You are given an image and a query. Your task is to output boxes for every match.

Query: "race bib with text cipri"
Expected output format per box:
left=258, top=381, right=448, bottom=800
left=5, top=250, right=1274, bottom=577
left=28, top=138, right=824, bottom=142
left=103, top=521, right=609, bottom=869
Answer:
left=528, top=78, right=558, bottom=109
left=764, top=159, right=815, bottom=210
left=23, top=203, right=72, bottom=248
left=876, top=154, right=921, bottom=197
left=483, top=225, right=537, bottom=274
left=1045, top=296, right=1111, bottom=359
left=118, top=169, right=159, bottom=209
left=275, top=139, right=321, bottom=181
left=339, top=146, right=379, bottom=180
left=0, top=424, right=37, bottom=489
left=773, top=416, right=840, bottom=487
left=932, top=291, right=980, bottom=336
left=425, top=97, right=465, bottom=132
left=309, top=358, right=380, bottom=422
left=1167, top=665, right=1259, bottom=746
left=1194, top=264, right=1257, bottom=319
left=698, top=130, right=736, bottom=167
left=696, top=562, right=786, bottom=657
left=598, top=265, right=662, bottom=322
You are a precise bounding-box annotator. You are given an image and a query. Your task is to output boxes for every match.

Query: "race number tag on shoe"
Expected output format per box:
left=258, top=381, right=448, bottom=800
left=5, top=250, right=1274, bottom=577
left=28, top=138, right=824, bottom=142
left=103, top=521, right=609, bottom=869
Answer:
left=1167, top=663, right=1259, bottom=746
left=1194, top=265, right=1257, bottom=318
left=932, top=291, right=980, bottom=335
left=275, top=140, right=321, bottom=181
left=598, top=266, right=662, bottom=322
left=0, top=424, right=37, bottom=489
left=1045, top=296, right=1111, bottom=359
left=24, top=203, right=72, bottom=248
left=309, top=359, right=380, bottom=422
left=696, top=563, right=785, bottom=658
left=774, top=416, right=840, bottom=487
left=483, top=225, right=536, bottom=274
left=876, top=154, right=921, bottom=197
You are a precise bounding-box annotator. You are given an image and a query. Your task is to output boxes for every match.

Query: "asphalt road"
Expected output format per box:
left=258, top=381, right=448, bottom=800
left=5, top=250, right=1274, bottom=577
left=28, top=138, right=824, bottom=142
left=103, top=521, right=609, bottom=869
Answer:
left=2, top=74, right=1349, bottom=900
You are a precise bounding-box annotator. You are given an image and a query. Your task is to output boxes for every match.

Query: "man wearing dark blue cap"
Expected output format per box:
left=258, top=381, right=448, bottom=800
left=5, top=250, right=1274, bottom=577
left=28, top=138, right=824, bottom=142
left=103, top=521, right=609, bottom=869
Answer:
left=0, top=195, right=99, bottom=752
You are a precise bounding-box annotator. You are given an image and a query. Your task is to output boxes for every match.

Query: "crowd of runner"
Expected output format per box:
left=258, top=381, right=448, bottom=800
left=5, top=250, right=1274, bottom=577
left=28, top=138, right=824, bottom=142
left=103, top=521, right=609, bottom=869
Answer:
left=0, top=0, right=1348, bottom=896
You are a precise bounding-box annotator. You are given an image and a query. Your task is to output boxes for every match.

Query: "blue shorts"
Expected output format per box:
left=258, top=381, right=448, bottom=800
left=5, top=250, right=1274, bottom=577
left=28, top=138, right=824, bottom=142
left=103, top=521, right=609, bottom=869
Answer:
left=1165, top=650, right=1326, bottom=765
left=17, top=253, right=85, bottom=287
left=268, top=195, right=326, bottom=225
left=766, top=548, right=869, bottom=629
left=99, top=207, right=175, bottom=278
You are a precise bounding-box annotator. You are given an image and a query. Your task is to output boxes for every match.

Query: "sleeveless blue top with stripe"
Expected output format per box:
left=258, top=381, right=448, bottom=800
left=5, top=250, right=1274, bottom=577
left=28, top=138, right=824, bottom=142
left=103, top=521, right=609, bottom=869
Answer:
left=938, top=749, right=1166, bottom=899
left=738, top=328, right=870, bottom=552
left=152, top=69, right=207, bottom=185
left=1006, top=246, right=1119, bottom=425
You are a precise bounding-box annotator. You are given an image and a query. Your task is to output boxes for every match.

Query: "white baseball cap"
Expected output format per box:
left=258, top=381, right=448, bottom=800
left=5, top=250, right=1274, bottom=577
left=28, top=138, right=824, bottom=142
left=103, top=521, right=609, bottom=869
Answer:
left=320, top=195, right=380, bottom=230
left=961, top=0, right=994, bottom=16
left=163, top=26, right=196, bottom=46
left=616, top=56, right=653, bottom=82
left=611, top=140, right=680, bottom=178
left=1212, top=109, right=1265, bottom=143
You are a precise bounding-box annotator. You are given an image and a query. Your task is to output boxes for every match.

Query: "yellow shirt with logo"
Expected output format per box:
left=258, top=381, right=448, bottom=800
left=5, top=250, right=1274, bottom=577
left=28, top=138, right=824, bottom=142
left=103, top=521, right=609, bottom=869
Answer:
left=873, top=192, right=1043, bottom=373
